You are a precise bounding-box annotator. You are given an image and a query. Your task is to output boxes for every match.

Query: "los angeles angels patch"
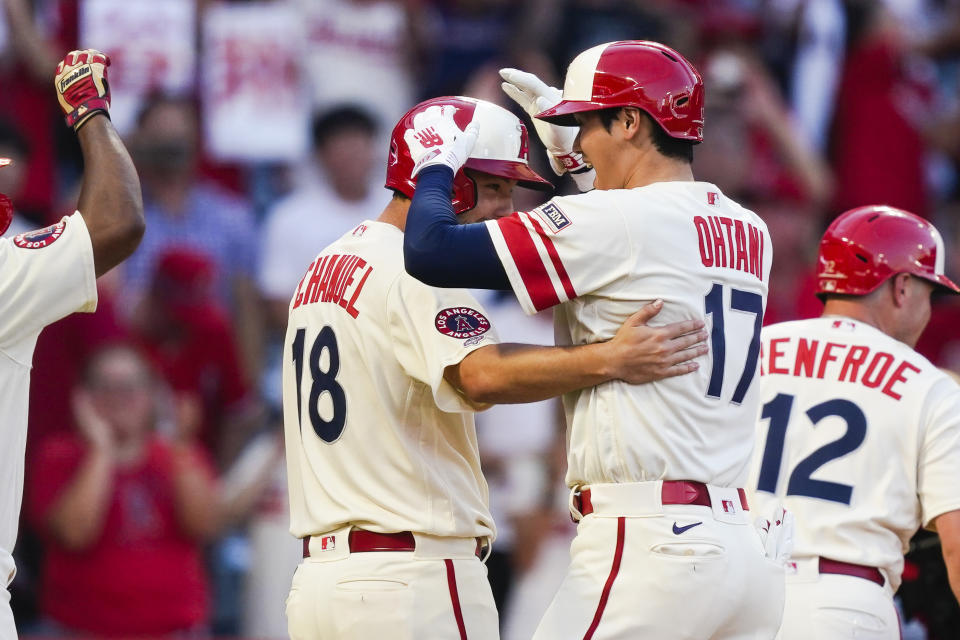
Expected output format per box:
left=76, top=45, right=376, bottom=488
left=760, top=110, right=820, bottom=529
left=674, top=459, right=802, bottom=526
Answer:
left=14, top=220, right=66, bottom=249
left=435, top=307, right=491, bottom=339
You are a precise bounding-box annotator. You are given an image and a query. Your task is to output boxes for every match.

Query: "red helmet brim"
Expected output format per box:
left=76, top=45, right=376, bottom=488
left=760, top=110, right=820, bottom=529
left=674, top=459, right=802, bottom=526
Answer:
left=464, top=158, right=554, bottom=191
left=534, top=100, right=606, bottom=126
left=930, top=272, right=960, bottom=294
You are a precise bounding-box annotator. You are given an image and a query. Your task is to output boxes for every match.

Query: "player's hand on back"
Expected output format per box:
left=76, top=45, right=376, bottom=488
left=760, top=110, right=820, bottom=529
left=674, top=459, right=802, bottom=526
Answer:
left=55, top=49, right=111, bottom=130
left=404, top=104, right=478, bottom=178
left=604, top=300, right=709, bottom=384
left=500, top=68, right=592, bottom=179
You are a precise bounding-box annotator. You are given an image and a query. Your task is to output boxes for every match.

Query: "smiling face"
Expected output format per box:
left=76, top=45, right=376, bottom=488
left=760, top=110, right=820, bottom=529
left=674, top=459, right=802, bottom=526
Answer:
left=458, top=169, right=517, bottom=223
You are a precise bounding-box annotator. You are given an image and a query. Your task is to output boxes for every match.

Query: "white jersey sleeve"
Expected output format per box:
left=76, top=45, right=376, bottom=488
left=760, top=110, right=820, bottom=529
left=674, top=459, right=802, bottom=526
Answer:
left=0, top=213, right=97, bottom=352
left=485, top=190, right=633, bottom=314
left=917, top=378, right=960, bottom=528
left=386, top=276, right=499, bottom=413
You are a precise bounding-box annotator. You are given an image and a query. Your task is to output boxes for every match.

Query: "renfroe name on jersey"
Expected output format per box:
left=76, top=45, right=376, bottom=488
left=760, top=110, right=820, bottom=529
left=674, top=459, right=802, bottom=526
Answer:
left=761, top=336, right=922, bottom=401
left=292, top=253, right=373, bottom=318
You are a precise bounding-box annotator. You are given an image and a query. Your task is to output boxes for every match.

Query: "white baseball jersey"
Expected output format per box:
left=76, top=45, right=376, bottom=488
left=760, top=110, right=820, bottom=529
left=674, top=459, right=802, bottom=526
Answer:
left=0, top=214, right=97, bottom=583
left=283, top=220, right=499, bottom=541
left=485, top=182, right=772, bottom=488
left=749, top=316, right=960, bottom=591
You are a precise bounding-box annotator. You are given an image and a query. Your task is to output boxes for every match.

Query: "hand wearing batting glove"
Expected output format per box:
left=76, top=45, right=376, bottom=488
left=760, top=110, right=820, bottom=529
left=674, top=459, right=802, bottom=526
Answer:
left=405, top=105, right=479, bottom=179
left=755, top=506, right=795, bottom=565
left=55, top=49, right=111, bottom=130
left=500, top=68, right=595, bottom=192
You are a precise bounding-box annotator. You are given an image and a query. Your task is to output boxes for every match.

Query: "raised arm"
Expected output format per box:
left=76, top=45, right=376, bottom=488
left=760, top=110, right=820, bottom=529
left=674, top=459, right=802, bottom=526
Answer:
left=445, top=300, right=708, bottom=404
left=55, top=50, right=144, bottom=277
left=404, top=165, right=509, bottom=289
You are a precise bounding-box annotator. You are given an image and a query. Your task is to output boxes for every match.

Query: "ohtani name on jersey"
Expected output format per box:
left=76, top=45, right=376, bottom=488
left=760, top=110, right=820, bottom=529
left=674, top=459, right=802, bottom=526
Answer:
left=693, top=215, right=765, bottom=281
left=291, top=253, right=373, bottom=318
left=762, top=337, right=922, bottom=401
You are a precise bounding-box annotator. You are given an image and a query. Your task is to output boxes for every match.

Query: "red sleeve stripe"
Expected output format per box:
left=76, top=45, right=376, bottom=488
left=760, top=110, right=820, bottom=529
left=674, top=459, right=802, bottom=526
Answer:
left=524, top=214, right=577, bottom=302
left=496, top=214, right=561, bottom=310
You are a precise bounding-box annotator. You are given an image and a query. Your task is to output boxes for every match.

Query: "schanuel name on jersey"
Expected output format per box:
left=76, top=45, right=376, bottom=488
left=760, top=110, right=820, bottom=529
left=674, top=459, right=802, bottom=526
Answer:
left=435, top=307, right=491, bottom=341
left=291, top=253, right=374, bottom=318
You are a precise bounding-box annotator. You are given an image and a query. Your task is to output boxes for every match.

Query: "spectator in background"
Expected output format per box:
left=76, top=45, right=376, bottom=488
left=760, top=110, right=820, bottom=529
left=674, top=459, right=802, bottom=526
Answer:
left=294, top=0, right=415, bottom=139
left=132, top=247, right=258, bottom=469
left=28, top=344, right=216, bottom=637
left=257, top=105, right=385, bottom=405
left=831, top=1, right=933, bottom=218
left=121, top=95, right=263, bottom=382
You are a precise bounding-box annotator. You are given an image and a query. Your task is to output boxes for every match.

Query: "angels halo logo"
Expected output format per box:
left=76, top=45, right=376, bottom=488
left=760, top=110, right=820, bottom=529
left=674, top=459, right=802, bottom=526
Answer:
left=435, top=307, right=491, bottom=339
left=14, top=220, right=67, bottom=249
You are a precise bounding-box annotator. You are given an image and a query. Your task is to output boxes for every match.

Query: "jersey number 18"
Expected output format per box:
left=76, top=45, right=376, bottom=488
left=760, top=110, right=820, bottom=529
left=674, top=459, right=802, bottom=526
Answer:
left=291, top=326, right=347, bottom=443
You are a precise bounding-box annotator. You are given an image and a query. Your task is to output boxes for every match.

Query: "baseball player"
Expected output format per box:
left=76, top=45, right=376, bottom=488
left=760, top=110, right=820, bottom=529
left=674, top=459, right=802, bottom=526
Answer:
left=283, top=95, right=711, bottom=640
left=0, top=50, right=144, bottom=637
left=748, top=205, right=960, bottom=639
left=402, top=41, right=789, bottom=639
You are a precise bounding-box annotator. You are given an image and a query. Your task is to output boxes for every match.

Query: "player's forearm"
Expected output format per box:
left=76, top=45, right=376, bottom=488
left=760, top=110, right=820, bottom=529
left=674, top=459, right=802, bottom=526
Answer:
left=454, top=341, right=614, bottom=404
left=76, top=116, right=145, bottom=277
left=934, top=510, right=960, bottom=606
left=46, top=448, right=115, bottom=550
left=403, top=166, right=511, bottom=289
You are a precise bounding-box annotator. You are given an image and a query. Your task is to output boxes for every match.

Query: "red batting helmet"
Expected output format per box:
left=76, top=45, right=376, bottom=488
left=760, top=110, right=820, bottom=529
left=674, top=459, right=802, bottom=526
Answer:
left=817, top=205, right=960, bottom=298
left=386, top=96, right=553, bottom=214
left=535, top=40, right=705, bottom=142
left=0, top=158, right=13, bottom=237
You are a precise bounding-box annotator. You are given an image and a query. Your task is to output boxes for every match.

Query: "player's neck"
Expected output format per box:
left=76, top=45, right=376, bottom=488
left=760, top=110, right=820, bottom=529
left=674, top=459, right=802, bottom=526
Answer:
left=821, top=300, right=889, bottom=336
left=378, top=197, right=410, bottom=232
left=616, top=147, right=694, bottom=190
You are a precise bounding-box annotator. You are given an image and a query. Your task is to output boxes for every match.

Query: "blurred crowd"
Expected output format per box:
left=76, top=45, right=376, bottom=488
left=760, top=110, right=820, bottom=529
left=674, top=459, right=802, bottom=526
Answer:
left=2, top=0, right=960, bottom=638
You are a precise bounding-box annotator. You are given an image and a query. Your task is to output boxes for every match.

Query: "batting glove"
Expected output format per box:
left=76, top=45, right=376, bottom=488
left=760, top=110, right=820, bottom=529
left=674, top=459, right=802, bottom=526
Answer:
left=500, top=67, right=595, bottom=192
left=755, top=507, right=795, bottom=565
left=55, top=49, right=111, bottom=131
left=404, top=105, right=478, bottom=179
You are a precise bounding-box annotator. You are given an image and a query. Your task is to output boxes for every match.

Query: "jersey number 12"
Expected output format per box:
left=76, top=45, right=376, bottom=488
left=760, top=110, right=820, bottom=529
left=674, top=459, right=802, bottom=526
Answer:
left=291, top=326, right=347, bottom=443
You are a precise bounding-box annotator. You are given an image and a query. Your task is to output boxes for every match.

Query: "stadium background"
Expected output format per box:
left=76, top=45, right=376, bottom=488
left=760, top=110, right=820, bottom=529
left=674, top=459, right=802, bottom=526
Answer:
left=1, top=0, right=959, bottom=637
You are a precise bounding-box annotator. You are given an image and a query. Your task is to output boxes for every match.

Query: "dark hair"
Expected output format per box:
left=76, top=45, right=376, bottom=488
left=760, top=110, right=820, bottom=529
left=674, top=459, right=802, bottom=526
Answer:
left=0, top=120, right=30, bottom=158
left=134, top=92, right=199, bottom=129
left=596, top=107, right=694, bottom=163
left=312, top=105, right=378, bottom=149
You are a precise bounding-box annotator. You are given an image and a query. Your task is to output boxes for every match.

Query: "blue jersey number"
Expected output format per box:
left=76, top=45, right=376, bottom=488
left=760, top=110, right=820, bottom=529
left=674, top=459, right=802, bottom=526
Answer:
left=291, top=326, right=347, bottom=443
left=704, top=283, right=763, bottom=403
left=756, top=393, right=867, bottom=504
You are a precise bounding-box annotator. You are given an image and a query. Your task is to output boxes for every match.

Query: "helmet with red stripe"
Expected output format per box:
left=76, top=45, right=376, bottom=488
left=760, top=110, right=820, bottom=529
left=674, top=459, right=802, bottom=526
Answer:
left=535, top=40, right=704, bottom=142
left=817, top=205, right=960, bottom=297
left=0, top=158, right=13, bottom=236
left=386, top=96, right=552, bottom=214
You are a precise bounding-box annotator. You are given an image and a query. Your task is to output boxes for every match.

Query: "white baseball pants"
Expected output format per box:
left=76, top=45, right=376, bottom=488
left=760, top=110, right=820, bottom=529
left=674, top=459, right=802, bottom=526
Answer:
left=286, top=528, right=498, bottom=640
left=776, top=559, right=899, bottom=639
left=532, top=482, right=785, bottom=640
